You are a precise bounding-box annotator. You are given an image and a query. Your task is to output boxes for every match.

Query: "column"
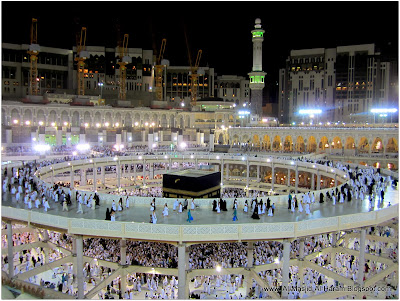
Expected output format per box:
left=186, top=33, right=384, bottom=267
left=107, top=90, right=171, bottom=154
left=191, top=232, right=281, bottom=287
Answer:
left=75, top=235, right=84, bottom=299
left=98, top=131, right=104, bottom=146
left=66, top=128, right=72, bottom=147
left=226, top=163, right=229, bottom=181
left=70, top=166, right=75, bottom=189
left=298, top=238, right=305, bottom=286
left=56, top=126, right=62, bottom=146
left=38, top=126, right=45, bottom=144
left=148, top=129, right=154, bottom=150
left=257, top=165, right=260, bottom=183
left=311, top=173, right=315, bottom=190
left=93, top=163, right=97, bottom=191
left=178, top=244, right=188, bottom=299
left=287, top=168, right=291, bottom=188
left=357, top=228, right=366, bottom=286
left=116, top=161, right=121, bottom=189
left=281, top=239, right=291, bottom=298
left=246, top=242, right=254, bottom=296
left=79, top=126, right=86, bottom=144
left=246, top=160, right=250, bottom=196
left=127, top=132, right=133, bottom=148
left=42, top=230, right=49, bottom=264
left=295, top=167, right=299, bottom=193
left=209, top=130, right=215, bottom=152
left=220, top=160, right=224, bottom=185
left=120, top=239, right=127, bottom=294
left=271, top=163, right=275, bottom=191
left=141, top=128, right=146, bottom=143
left=7, top=222, right=14, bottom=277
left=316, top=172, right=321, bottom=190
left=6, top=127, right=12, bottom=145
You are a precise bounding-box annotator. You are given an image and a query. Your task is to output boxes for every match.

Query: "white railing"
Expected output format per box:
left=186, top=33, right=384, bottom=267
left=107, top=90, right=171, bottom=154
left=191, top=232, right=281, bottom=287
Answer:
left=2, top=204, right=398, bottom=242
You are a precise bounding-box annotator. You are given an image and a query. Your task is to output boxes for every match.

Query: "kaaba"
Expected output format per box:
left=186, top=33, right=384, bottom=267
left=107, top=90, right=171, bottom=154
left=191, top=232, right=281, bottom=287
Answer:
left=162, top=170, right=221, bottom=199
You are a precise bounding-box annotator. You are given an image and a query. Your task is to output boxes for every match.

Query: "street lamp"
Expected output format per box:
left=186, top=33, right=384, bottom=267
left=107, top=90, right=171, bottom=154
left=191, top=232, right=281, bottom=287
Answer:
left=98, top=82, right=104, bottom=99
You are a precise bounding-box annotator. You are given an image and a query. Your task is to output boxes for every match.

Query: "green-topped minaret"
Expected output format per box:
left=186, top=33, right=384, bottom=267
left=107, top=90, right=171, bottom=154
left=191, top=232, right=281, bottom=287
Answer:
left=248, top=18, right=266, bottom=117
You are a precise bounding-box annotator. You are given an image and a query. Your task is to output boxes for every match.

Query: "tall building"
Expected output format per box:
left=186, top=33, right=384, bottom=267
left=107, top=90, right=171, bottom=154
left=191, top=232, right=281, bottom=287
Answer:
left=215, top=75, right=250, bottom=107
left=278, top=44, right=398, bottom=124
left=248, top=18, right=266, bottom=117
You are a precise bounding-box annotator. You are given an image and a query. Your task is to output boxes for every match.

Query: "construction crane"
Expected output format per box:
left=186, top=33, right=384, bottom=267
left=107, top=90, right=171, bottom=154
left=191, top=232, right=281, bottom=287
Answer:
left=189, top=49, right=202, bottom=106
left=117, top=34, right=131, bottom=100
left=184, top=28, right=202, bottom=106
left=75, top=27, right=88, bottom=96
left=155, top=38, right=167, bottom=101
left=27, top=18, right=40, bottom=95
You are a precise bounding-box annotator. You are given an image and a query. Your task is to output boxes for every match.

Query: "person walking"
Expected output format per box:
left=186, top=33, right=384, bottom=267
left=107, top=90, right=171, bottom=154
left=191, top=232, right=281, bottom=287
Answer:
left=187, top=209, right=193, bottom=223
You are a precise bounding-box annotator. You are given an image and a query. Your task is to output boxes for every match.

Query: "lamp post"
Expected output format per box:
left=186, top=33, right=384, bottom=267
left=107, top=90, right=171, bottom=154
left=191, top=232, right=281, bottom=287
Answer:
left=98, top=82, right=104, bottom=99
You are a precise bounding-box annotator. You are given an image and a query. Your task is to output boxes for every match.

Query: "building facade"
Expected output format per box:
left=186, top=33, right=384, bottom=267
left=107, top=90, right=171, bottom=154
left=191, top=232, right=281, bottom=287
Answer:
left=278, top=44, right=398, bottom=124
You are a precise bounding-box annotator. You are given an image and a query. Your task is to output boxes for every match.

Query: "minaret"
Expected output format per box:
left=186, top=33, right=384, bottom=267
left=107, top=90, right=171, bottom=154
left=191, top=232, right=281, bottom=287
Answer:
left=248, top=18, right=267, bottom=117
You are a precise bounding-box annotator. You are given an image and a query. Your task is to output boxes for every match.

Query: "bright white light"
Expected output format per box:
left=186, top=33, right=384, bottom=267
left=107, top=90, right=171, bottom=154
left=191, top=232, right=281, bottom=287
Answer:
left=38, top=121, right=44, bottom=126
left=64, top=122, right=68, bottom=126
left=72, top=151, right=77, bottom=156
left=113, top=156, right=118, bottom=161
left=238, top=110, right=250, bottom=115
left=104, top=122, right=110, bottom=127
left=115, top=122, right=119, bottom=127
left=34, top=144, right=50, bottom=152
left=242, top=156, right=246, bottom=161
left=96, top=123, right=101, bottom=128
left=216, top=265, right=222, bottom=272
left=13, top=120, right=19, bottom=124
left=51, top=122, right=56, bottom=127
left=76, top=143, right=90, bottom=152
left=180, top=142, right=187, bottom=149
left=164, top=155, right=168, bottom=159
left=25, top=120, right=31, bottom=125
left=134, top=122, right=139, bottom=126
left=274, top=257, right=280, bottom=264
left=32, top=137, right=36, bottom=141
left=152, top=143, right=157, bottom=148
left=291, top=161, right=295, bottom=165
left=138, top=156, right=143, bottom=160
left=190, top=155, right=194, bottom=159
left=299, top=109, right=322, bottom=115
left=216, top=155, right=220, bottom=159
left=145, top=122, right=149, bottom=126
left=181, top=102, right=185, bottom=107
left=371, top=108, right=397, bottom=113
left=84, top=123, right=89, bottom=128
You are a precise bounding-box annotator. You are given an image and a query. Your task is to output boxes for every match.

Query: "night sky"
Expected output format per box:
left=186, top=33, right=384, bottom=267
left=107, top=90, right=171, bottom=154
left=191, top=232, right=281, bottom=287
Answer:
left=2, top=1, right=398, bottom=100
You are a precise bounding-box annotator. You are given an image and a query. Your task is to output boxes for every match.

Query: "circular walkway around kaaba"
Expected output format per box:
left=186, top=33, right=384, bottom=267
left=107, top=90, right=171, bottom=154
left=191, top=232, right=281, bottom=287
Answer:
left=2, top=153, right=398, bottom=243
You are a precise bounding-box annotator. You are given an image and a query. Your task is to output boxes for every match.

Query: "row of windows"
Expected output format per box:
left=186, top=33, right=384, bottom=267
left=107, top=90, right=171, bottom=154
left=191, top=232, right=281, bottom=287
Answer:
left=2, top=48, right=69, bottom=66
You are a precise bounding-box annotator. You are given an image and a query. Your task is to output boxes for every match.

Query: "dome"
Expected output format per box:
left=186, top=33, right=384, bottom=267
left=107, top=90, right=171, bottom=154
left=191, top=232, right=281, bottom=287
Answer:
left=255, top=18, right=261, bottom=24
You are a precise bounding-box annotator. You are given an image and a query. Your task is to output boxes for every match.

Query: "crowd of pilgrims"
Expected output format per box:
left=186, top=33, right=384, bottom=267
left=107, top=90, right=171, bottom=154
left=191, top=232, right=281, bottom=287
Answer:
left=1, top=221, right=398, bottom=299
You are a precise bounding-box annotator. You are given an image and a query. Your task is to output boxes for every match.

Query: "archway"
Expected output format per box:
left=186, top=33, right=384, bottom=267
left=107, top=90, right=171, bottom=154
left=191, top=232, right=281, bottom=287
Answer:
left=295, top=136, right=305, bottom=152
left=272, top=136, right=282, bottom=151
left=307, top=136, right=317, bottom=152
left=358, top=137, right=369, bottom=153
left=252, top=134, right=260, bottom=148
left=386, top=138, right=398, bottom=153
left=371, top=137, right=384, bottom=153
left=283, top=135, right=293, bottom=152
left=319, top=136, right=329, bottom=151
left=262, top=134, right=271, bottom=151
left=345, top=137, right=356, bottom=150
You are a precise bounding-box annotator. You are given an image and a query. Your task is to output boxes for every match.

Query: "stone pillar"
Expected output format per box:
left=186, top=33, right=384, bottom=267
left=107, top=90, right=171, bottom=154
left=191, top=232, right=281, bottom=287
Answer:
left=287, top=168, right=291, bottom=188
left=127, top=131, right=133, bottom=148
left=120, top=239, right=127, bottom=294
left=141, top=128, right=146, bottom=143
left=295, top=167, right=299, bottom=193
left=75, top=235, right=84, bottom=299
left=246, top=241, right=254, bottom=296
left=246, top=159, right=250, bottom=196
left=38, top=126, right=46, bottom=144
left=281, top=239, right=291, bottom=298
left=209, top=130, right=215, bottom=152
left=116, top=161, right=121, bottom=189
left=66, top=128, right=72, bottom=147
left=6, top=127, right=12, bottom=145
left=7, top=222, right=14, bottom=277
left=56, top=126, right=62, bottom=146
left=31, top=130, right=38, bottom=145
left=220, top=160, right=224, bottom=185
left=357, top=228, right=366, bottom=286
left=299, top=238, right=305, bottom=260
left=98, top=131, right=104, bottom=146
left=257, top=165, right=260, bottom=183
left=171, top=129, right=178, bottom=147
left=93, top=163, right=97, bottom=191
left=271, top=163, right=275, bottom=191
left=200, top=131, right=205, bottom=145
left=79, top=126, right=86, bottom=144
left=70, top=166, right=75, bottom=189
left=148, top=128, right=154, bottom=150
left=177, top=129, right=183, bottom=148
left=316, top=172, right=321, bottom=190
left=196, top=130, right=201, bottom=145
left=178, top=244, right=188, bottom=299
left=226, top=163, right=229, bottom=181
left=311, top=173, right=315, bottom=190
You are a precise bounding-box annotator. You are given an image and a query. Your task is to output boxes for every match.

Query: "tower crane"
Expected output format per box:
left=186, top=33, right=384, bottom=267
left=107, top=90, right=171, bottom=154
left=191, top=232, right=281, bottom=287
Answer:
left=184, top=28, right=202, bottom=106
left=75, top=27, right=88, bottom=96
left=155, top=38, right=167, bottom=101
left=189, top=49, right=202, bottom=106
left=117, top=34, right=131, bottom=100
left=27, top=18, right=40, bottom=95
